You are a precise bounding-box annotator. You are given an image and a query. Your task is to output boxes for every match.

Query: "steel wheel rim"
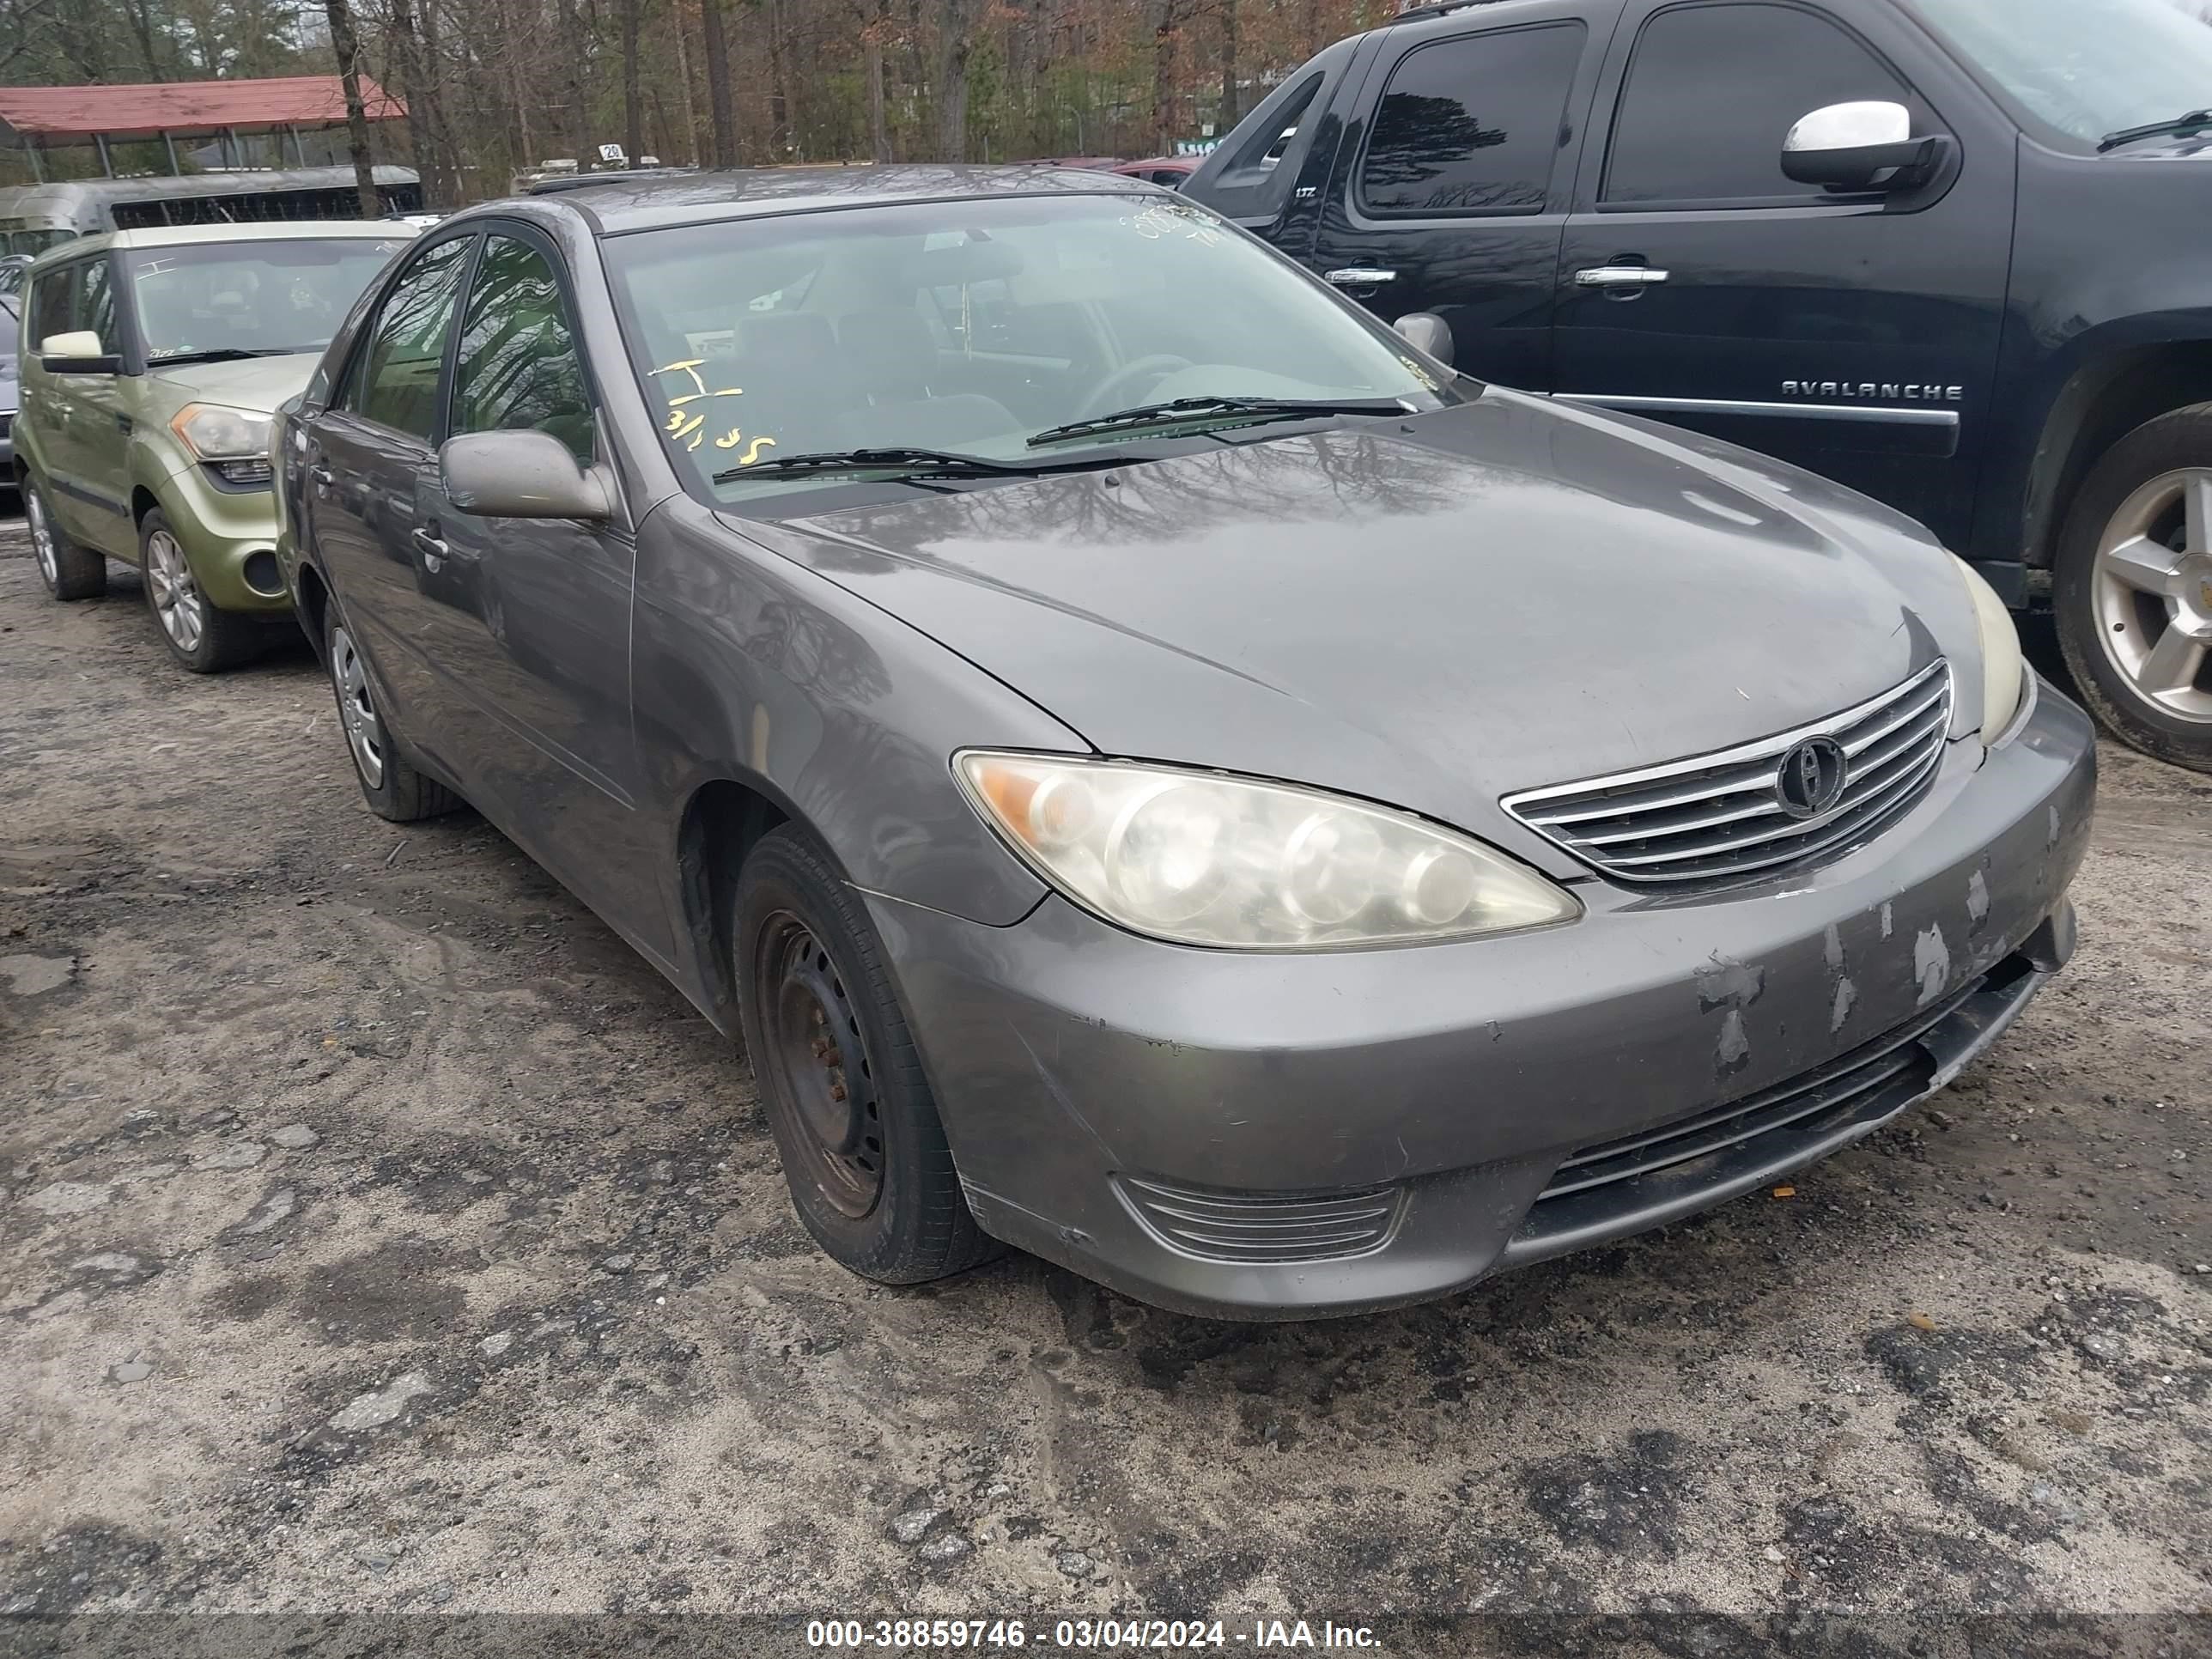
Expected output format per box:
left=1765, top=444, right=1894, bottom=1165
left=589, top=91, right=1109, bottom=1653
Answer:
left=2094, top=467, right=2212, bottom=724
left=328, top=624, right=386, bottom=789
left=757, top=912, right=884, bottom=1219
left=27, top=490, right=58, bottom=586
left=145, top=529, right=205, bottom=653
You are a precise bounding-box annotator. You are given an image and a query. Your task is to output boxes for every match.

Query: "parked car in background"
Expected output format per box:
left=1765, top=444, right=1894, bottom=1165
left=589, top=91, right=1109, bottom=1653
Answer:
left=16, top=220, right=416, bottom=670
left=1111, top=156, right=1200, bottom=189
left=276, top=167, right=2089, bottom=1320
left=1188, top=0, right=2212, bottom=771
left=1, top=290, right=19, bottom=492
left=0, top=167, right=423, bottom=252
left=0, top=254, right=29, bottom=299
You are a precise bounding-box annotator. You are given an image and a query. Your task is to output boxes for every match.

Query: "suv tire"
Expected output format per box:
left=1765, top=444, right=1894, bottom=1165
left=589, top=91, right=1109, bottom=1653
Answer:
left=2055, top=406, right=2212, bottom=772
left=735, top=825, right=1001, bottom=1285
left=141, top=508, right=263, bottom=673
left=26, top=478, right=106, bottom=600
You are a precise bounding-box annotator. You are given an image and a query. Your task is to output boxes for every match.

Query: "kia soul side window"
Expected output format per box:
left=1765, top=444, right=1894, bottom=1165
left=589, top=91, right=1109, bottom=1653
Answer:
left=1358, top=24, right=1587, bottom=216
left=449, top=234, right=596, bottom=465
left=76, top=258, right=116, bottom=349
left=1604, top=2, right=1915, bottom=206
left=346, top=236, right=473, bottom=441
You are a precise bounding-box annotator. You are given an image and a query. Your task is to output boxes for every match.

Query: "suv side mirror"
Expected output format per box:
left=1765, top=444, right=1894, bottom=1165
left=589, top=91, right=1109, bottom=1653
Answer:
left=1781, top=100, right=1939, bottom=191
left=40, top=330, right=120, bottom=374
left=1393, top=312, right=1454, bottom=369
left=440, top=429, right=611, bottom=520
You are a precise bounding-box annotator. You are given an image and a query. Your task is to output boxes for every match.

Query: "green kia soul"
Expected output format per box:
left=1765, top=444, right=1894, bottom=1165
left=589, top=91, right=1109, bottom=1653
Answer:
left=15, top=221, right=414, bottom=671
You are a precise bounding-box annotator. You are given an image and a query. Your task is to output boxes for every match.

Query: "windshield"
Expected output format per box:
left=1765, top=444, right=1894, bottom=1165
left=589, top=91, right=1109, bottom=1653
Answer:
left=125, top=238, right=409, bottom=362
left=603, top=193, right=1448, bottom=501
left=1911, top=0, right=2212, bottom=146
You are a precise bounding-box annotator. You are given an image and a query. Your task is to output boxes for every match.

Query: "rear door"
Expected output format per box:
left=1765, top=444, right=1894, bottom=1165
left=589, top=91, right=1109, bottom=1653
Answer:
left=1303, top=5, right=1614, bottom=392
left=301, top=233, right=478, bottom=749
left=413, top=224, right=660, bottom=936
left=1549, top=0, right=2015, bottom=549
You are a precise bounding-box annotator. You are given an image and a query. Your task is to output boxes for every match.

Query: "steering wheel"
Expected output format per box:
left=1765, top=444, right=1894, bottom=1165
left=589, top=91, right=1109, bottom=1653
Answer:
left=1081, top=354, right=1194, bottom=419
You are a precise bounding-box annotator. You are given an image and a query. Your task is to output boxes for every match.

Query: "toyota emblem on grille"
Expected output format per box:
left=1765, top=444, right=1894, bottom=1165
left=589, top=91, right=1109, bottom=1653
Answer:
left=1774, top=737, right=1849, bottom=819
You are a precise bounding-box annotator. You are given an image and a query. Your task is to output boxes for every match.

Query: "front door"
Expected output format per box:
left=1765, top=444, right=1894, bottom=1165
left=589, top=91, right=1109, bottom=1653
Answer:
left=413, top=227, right=662, bottom=947
left=303, top=234, right=478, bottom=757
left=1549, top=0, right=2014, bottom=552
left=1304, top=5, right=1609, bottom=392
left=27, top=255, right=132, bottom=553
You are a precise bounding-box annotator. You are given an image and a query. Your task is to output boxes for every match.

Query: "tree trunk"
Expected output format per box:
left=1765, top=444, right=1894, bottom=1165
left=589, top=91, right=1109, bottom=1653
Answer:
left=672, top=0, right=702, bottom=165
left=699, top=0, right=736, bottom=165
left=323, top=0, right=380, bottom=216
left=388, top=0, right=435, bottom=204
left=126, top=0, right=164, bottom=79
left=416, top=0, right=457, bottom=204
left=621, top=0, right=644, bottom=162
left=1218, top=0, right=1237, bottom=132
left=865, top=0, right=890, bottom=162
left=555, top=0, right=591, bottom=161
left=937, top=0, right=972, bottom=161
left=768, top=0, right=790, bottom=155
left=1151, top=0, right=1178, bottom=159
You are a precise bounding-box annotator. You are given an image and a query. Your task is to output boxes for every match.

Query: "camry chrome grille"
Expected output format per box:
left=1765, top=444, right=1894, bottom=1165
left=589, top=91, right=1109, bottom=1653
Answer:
left=1501, top=661, right=1952, bottom=885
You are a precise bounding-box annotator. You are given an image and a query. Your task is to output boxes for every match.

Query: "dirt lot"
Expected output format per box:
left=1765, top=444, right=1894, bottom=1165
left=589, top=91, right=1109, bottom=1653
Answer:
left=3, top=508, right=2210, bottom=1654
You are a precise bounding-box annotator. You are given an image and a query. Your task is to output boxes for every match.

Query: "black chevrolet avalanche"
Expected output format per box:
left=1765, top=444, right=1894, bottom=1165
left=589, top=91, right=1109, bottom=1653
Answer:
left=1186, top=0, right=2212, bottom=771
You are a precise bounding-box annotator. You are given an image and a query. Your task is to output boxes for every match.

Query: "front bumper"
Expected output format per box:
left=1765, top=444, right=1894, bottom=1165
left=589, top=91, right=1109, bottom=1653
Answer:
left=868, top=678, right=2097, bottom=1321
left=155, top=465, right=288, bottom=614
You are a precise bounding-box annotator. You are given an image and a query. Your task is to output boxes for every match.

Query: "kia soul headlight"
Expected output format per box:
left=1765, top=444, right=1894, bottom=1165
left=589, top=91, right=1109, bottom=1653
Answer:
left=1953, top=555, right=2027, bottom=739
left=169, top=403, right=272, bottom=461
left=958, top=753, right=1581, bottom=950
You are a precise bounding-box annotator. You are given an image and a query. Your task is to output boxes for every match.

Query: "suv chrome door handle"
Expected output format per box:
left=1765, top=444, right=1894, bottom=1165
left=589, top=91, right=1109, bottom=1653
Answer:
left=1325, top=267, right=1398, bottom=286
left=1576, top=265, right=1671, bottom=288
left=411, top=526, right=447, bottom=570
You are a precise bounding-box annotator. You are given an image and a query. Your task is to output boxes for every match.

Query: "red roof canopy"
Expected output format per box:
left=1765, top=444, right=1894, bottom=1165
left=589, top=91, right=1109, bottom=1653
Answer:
left=0, top=76, right=404, bottom=143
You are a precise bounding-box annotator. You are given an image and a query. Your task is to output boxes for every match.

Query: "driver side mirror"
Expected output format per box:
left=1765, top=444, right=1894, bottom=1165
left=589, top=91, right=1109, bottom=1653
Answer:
left=40, top=330, right=120, bottom=375
left=440, top=429, right=611, bottom=520
left=1782, top=100, right=1942, bottom=191
left=1393, top=312, right=1454, bottom=369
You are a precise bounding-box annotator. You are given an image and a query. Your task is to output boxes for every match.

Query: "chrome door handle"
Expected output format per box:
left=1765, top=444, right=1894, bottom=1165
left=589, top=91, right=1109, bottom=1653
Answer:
left=310, top=465, right=333, bottom=490
left=1576, top=265, right=1671, bottom=288
left=411, top=526, right=447, bottom=571
left=1324, top=267, right=1398, bottom=286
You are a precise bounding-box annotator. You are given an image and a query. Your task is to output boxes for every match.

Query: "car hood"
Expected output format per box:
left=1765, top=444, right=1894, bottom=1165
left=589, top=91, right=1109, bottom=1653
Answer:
left=736, top=389, right=1983, bottom=866
left=145, top=352, right=320, bottom=416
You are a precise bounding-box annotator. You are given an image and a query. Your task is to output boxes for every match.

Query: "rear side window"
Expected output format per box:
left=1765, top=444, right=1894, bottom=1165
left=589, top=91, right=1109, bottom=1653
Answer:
left=344, top=236, right=473, bottom=441
left=1603, top=2, right=1915, bottom=206
left=1358, top=24, right=1587, bottom=216
left=450, top=234, right=595, bottom=465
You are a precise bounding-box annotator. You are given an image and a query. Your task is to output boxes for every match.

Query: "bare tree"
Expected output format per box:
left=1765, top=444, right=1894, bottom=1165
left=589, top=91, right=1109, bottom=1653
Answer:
left=620, top=0, right=644, bottom=160
left=699, top=0, right=735, bottom=163
left=937, top=0, right=973, bottom=161
left=325, top=0, right=381, bottom=215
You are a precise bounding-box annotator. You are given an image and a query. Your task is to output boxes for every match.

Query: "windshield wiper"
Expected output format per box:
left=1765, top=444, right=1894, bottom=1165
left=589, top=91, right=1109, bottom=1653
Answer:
left=1027, top=394, right=1412, bottom=448
left=2098, top=109, right=2212, bottom=152
left=711, top=445, right=1119, bottom=485
left=149, top=346, right=293, bottom=366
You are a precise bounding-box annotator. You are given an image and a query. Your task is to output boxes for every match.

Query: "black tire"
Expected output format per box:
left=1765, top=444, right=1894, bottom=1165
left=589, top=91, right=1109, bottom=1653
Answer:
left=734, top=825, right=1000, bottom=1285
left=320, top=605, right=460, bottom=822
left=25, top=477, right=106, bottom=600
left=2053, top=406, right=2212, bottom=772
left=139, top=508, right=264, bottom=673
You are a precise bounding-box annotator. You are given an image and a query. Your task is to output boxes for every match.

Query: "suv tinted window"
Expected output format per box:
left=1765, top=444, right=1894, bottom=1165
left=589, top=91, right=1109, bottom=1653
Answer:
left=450, top=234, right=595, bottom=464
left=1358, top=24, right=1586, bottom=216
left=346, top=236, right=472, bottom=441
left=1604, top=3, right=1914, bottom=205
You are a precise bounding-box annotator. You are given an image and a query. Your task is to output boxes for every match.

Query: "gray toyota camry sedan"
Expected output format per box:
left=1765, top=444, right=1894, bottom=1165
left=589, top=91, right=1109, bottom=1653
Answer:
left=274, top=167, right=2094, bottom=1320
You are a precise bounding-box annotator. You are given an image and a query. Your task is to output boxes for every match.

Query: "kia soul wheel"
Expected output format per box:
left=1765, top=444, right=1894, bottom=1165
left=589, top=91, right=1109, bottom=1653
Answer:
left=735, top=826, right=999, bottom=1285
left=2057, top=408, right=2212, bottom=771
left=26, top=481, right=106, bottom=601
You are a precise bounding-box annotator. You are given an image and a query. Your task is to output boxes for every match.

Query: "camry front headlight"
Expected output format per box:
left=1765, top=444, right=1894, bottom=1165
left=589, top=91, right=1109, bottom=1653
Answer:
left=957, top=752, right=1581, bottom=950
left=169, top=403, right=273, bottom=461
left=1953, top=555, right=2026, bottom=739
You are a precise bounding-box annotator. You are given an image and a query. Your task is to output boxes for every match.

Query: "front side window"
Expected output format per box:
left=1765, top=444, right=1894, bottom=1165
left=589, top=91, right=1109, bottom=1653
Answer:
left=77, top=258, right=115, bottom=349
left=450, top=234, right=595, bottom=464
left=28, top=263, right=77, bottom=350
left=604, top=193, right=1450, bottom=505
left=1358, top=25, right=1588, bottom=216
left=1604, top=3, right=1914, bottom=205
left=125, top=236, right=412, bottom=362
left=345, top=236, right=473, bottom=442
left=1908, top=0, right=2212, bottom=147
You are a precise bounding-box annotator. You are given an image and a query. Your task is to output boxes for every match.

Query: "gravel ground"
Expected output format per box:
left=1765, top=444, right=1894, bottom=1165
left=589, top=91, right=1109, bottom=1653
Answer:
left=3, top=508, right=2209, bottom=1654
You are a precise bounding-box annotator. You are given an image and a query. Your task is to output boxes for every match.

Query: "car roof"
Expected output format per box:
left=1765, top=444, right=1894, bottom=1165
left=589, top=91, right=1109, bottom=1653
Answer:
left=28, top=219, right=416, bottom=268
left=501, top=163, right=1158, bottom=236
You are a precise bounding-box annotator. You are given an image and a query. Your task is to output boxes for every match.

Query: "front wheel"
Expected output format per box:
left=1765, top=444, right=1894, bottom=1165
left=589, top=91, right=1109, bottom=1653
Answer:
left=2054, top=408, right=2212, bottom=771
left=734, top=826, right=1000, bottom=1285
left=141, top=509, right=263, bottom=673
left=321, top=609, right=460, bottom=822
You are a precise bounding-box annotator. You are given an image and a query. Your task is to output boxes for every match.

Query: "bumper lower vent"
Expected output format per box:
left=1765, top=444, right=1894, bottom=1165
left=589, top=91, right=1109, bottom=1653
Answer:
left=1115, top=1175, right=1403, bottom=1264
left=1501, top=661, right=1952, bottom=886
